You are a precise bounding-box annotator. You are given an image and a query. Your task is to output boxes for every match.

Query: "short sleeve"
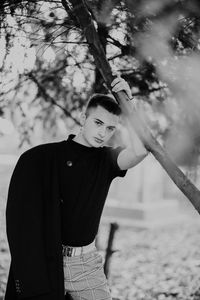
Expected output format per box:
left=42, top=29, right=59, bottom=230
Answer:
left=106, top=146, right=127, bottom=179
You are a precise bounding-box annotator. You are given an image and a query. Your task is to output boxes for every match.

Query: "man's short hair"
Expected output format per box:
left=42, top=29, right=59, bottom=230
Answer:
left=85, top=93, right=121, bottom=116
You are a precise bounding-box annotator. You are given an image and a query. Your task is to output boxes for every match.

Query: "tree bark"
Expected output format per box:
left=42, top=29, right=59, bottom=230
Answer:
left=63, top=0, right=200, bottom=213
left=93, top=23, right=109, bottom=94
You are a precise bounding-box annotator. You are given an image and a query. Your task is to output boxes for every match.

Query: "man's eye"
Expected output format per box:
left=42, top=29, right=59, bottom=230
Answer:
left=95, top=121, right=101, bottom=125
left=108, top=127, right=114, bottom=132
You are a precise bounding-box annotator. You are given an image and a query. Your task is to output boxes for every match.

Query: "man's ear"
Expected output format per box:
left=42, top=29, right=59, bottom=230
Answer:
left=80, top=111, right=86, bottom=126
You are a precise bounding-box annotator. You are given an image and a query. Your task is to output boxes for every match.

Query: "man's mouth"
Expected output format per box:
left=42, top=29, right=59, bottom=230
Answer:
left=94, top=137, right=104, bottom=144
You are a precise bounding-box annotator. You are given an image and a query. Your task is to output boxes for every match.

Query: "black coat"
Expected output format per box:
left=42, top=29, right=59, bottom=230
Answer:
left=5, top=141, right=72, bottom=300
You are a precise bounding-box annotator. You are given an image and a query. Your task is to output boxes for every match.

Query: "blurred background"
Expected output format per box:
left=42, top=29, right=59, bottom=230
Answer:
left=1, top=0, right=200, bottom=299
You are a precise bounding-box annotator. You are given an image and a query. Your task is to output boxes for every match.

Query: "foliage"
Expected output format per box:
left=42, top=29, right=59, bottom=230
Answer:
left=109, top=221, right=200, bottom=300
left=0, top=0, right=200, bottom=164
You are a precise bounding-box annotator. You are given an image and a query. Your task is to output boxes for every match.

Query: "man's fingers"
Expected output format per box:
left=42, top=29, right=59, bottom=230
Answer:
left=111, top=76, right=132, bottom=99
left=111, top=77, right=122, bottom=87
left=111, top=81, right=127, bottom=91
left=112, top=82, right=132, bottom=97
left=112, top=83, right=125, bottom=91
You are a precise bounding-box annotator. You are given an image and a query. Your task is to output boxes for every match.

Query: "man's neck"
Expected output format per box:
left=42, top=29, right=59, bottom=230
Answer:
left=72, top=132, right=91, bottom=147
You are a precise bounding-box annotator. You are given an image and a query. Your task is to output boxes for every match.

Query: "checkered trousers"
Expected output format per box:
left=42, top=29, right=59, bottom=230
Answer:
left=63, top=247, right=112, bottom=300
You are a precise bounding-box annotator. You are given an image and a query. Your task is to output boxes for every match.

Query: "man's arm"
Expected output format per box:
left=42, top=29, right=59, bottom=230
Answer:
left=117, top=125, right=148, bottom=170
left=111, top=76, right=149, bottom=170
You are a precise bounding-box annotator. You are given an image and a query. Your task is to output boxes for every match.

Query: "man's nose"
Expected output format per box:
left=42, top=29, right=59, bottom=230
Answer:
left=99, top=127, right=106, bottom=137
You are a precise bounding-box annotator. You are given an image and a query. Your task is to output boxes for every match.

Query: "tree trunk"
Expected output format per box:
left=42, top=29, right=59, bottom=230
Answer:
left=63, top=0, right=200, bottom=214
left=93, top=23, right=109, bottom=94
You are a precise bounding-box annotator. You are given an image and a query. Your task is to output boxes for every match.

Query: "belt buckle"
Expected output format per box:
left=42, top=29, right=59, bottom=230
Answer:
left=63, top=245, right=75, bottom=257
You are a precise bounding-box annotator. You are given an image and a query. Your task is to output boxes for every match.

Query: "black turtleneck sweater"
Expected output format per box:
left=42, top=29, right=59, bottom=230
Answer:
left=59, top=134, right=127, bottom=246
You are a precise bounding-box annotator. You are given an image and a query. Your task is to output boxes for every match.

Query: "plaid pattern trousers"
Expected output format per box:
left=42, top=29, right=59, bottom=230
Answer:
left=63, top=247, right=112, bottom=300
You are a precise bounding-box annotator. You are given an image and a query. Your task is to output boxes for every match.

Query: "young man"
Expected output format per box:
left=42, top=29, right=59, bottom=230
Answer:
left=5, top=77, right=148, bottom=300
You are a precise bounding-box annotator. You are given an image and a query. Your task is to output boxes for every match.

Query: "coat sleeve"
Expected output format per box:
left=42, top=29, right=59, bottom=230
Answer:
left=6, top=149, right=51, bottom=299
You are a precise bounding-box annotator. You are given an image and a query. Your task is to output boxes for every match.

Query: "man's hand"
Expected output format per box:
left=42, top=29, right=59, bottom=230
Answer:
left=111, top=76, right=132, bottom=100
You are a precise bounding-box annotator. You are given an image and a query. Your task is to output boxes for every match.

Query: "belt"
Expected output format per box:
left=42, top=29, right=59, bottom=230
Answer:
left=62, top=241, right=96, bottom=257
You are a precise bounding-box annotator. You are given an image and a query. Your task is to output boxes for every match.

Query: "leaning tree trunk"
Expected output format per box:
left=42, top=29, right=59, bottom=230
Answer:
left=62, top=0, right=200, bottom=213
left=94, top=19, right=110, bottom=94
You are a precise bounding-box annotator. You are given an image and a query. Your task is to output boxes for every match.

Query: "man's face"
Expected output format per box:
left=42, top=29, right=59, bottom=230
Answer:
left=81, top=105, right=120, bottom=147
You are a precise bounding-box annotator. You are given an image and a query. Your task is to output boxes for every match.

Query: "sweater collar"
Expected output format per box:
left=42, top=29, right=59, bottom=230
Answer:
left=67, top=134, right=98, bottom=152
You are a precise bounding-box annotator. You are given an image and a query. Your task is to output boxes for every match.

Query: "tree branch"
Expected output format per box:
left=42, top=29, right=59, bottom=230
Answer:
left=28, top=72, right=80, bottom=126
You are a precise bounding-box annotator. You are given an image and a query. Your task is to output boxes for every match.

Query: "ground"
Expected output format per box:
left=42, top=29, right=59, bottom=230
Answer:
left=99, top=221, right=200, bottom=300
left=1, top=163, right=200, bottom=300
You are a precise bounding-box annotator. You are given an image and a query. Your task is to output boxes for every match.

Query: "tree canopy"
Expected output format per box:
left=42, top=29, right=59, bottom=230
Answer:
left=1, top=0, right=200, bottom=166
